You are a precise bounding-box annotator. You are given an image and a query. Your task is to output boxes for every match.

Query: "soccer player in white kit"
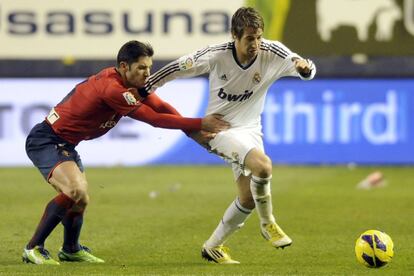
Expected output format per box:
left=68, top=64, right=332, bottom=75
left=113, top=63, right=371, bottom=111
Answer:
left=138, top=7, right=316, bottom=264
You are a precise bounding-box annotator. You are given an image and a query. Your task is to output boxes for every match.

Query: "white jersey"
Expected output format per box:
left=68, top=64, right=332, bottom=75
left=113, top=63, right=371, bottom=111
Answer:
left=141, top=39, right=316, bottom=129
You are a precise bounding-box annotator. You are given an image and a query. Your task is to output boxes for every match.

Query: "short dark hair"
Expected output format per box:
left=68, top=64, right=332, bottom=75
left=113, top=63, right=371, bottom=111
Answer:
left=117, top=40, right=154, bottom=66
left=231, top=7, right=264, bottom=39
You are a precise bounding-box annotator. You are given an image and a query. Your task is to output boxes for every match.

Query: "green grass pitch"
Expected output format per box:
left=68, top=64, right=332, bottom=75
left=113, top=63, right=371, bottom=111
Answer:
left=0, top=166, right=413, bottom=275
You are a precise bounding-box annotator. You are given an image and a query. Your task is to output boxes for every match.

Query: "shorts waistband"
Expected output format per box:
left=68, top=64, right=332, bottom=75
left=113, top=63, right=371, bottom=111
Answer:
left=39, top=120, right=76, bottom=149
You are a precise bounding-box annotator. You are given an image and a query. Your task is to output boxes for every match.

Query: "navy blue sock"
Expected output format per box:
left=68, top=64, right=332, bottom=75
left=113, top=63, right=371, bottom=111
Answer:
left=27, top=193, right=75, bottom=249
left=62, top=209, right=84, bottom=253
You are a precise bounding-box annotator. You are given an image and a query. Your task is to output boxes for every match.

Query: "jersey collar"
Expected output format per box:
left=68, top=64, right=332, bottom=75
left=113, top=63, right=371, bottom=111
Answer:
left=232, top=47, right=258, bottom=70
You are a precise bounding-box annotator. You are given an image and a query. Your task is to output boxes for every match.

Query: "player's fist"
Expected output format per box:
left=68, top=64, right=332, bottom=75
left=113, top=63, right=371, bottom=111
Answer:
left=201, top=114, right=230, bottom=133
left=294, top=58, right=315, bottom=77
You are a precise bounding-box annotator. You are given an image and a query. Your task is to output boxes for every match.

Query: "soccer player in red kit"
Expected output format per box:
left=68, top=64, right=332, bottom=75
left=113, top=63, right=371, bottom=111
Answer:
left=23, top=40, right=229, bottom=265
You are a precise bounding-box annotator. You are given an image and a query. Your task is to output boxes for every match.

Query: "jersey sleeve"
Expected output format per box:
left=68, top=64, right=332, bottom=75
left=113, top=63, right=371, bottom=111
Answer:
left=143, top=93, right=180, bottom=115
left=142, top=93, right=195, bottom=136
left=103, top=83, right=142, bottom=116
left=266, top=40, right=316, bottom=81
left=128, top=104, right=202, bottom=131
left=138, top=46, right=213, bottom=97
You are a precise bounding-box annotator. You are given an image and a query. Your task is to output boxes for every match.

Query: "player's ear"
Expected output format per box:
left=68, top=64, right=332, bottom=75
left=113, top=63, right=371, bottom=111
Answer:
left=231, top=31, right=237, bottom=40
left=119, top=61, right=129, bottom=71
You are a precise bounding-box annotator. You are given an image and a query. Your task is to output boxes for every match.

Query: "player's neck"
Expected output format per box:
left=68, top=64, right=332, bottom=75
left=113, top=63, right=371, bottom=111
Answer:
left=236, top=52, right=255, bottom=66
left=115, top=67, right=128, bottom=87
left=233, top=47, right=256, bottom=66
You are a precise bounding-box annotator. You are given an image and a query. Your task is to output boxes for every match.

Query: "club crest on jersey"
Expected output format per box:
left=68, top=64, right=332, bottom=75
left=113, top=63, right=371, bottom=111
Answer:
left=231, top=152, right=240, bottom=163
left=61, top=150, right=70, bottom=157
left=220, top=74, right=228, bottom=81
left=253, top=72, right=261, bottom=84
left=122, top=91, right=139, bottom=106
left=179, top=56, right=194, bottom=70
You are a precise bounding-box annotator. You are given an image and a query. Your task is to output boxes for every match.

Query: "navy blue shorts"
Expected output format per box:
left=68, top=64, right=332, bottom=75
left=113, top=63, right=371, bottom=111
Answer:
left=26, top=121, right=84, bottom=181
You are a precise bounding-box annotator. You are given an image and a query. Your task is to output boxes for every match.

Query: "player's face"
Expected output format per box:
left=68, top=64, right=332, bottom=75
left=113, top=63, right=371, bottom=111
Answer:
left=124, top=56, right=153, bottom=88
left=234, top=27, right=263, bottom=64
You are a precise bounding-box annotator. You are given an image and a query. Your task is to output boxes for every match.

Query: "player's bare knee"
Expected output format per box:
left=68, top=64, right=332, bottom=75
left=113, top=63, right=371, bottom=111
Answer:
left=67, top=188, right=83, bottom=202
left=77, top=193, right=90, bottom=208
left=66, top=181, right=88, bottom=203
left=253, top=156, right=272, bottom=178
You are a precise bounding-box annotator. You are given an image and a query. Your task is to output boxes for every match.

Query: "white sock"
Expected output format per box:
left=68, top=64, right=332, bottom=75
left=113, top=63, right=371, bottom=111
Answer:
left=204, top=198, right=252, bottom=248
left=250, top=175, right=276, bottom=225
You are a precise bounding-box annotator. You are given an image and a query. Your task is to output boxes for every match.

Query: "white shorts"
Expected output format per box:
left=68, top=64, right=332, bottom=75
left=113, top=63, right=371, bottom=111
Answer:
left=208, top=127, right=264, bottom=180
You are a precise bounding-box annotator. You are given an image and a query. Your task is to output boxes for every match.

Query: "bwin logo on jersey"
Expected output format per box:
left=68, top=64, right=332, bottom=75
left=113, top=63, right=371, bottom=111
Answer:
left=218, top=88, right=253, bottom=102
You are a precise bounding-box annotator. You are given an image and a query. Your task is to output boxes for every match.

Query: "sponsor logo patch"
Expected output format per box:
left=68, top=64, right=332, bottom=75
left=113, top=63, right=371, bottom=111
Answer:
left=220, top=74, right=228, bottom=81
left=179, top=56, right=194, bottom=70
left=122, top=91, right=139, bottom=105
left=46, top=108, right=60, bottom=124
left=100, top=114, right=118, bottom=129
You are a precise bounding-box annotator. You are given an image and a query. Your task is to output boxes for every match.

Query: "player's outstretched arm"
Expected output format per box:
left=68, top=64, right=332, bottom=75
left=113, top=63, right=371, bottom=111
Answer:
left=129, top=104, right=201, bottom=131
left=128, top=105, right=229, bottom=133
left=143, top=93, right=180, bottom=115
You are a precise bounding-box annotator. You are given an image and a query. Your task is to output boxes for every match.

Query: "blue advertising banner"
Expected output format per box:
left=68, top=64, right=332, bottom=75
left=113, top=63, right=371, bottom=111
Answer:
left=154, top=79, right=413, bottom=165
left=1, top=78, right=412, bottom=166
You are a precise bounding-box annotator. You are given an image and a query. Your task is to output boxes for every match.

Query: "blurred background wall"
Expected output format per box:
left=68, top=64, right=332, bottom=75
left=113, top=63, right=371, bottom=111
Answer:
left=1, top=0, right=413, bottom=166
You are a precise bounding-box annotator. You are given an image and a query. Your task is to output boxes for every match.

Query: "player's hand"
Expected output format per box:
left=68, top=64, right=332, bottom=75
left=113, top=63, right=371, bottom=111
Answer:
left=188, top=130, right=215, bottom=149
left=294, top=58, right=315, bottom=77
left=201, top=114, right=230, bottom=133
